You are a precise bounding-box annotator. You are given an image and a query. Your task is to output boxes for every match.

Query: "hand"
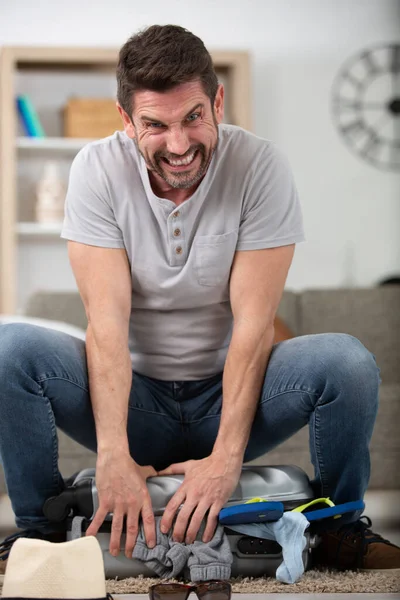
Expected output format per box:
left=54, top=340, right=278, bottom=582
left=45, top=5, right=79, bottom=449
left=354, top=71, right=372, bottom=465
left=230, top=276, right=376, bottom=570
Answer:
left=85, top=450, right=157, bottom=558
left=158, top=453, right=242, bottom=544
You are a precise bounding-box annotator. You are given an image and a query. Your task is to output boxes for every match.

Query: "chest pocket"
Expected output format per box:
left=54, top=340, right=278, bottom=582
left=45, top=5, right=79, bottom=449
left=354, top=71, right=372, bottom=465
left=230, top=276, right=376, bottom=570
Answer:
left=194, top=229, right=239, bottom=287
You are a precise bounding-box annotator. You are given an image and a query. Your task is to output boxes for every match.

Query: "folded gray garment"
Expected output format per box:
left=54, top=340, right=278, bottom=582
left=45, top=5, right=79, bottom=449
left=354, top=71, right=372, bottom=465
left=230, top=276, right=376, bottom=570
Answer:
left=132, top=517, right=232, bottom=581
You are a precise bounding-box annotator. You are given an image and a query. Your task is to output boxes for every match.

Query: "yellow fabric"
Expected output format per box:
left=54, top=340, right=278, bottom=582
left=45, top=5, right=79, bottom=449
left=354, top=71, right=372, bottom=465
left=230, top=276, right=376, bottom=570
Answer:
left=244, top=496, right=341, bottom=519
left=292, top=497, right=341, bottom=519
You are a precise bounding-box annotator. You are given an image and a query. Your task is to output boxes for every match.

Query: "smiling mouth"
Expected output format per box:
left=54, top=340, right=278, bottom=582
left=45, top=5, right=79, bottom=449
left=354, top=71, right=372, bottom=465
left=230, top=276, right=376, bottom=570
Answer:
left=161, top=150, right=198, bottom=169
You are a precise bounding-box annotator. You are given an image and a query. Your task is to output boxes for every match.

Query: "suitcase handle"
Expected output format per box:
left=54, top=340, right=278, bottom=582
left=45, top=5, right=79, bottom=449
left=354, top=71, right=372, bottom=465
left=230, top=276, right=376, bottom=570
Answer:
left=43, top=479, right=94, bottom=522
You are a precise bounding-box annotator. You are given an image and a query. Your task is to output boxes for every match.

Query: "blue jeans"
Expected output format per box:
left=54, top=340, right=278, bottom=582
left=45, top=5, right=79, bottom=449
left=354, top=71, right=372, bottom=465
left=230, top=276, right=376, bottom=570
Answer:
left=0, top=323, right=380, bottom=533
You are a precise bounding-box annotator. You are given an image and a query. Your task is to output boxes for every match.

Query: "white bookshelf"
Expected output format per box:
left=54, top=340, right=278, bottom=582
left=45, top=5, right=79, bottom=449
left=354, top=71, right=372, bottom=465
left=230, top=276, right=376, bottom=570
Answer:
left=16, top=138, right=94, bottom=242
left=16, top=222, right=63, bottom=236
left=17, top=137, right=95, bottom=152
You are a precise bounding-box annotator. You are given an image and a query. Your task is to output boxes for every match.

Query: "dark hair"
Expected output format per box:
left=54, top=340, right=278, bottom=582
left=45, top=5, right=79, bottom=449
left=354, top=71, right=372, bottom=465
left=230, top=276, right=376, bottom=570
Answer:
left=116, top=24, right=219, bottom=117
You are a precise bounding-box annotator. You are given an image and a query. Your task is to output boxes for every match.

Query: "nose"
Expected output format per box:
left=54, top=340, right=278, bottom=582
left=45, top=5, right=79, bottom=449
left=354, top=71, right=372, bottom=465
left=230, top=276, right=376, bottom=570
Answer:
left=166, top=126, right=190, bottom=157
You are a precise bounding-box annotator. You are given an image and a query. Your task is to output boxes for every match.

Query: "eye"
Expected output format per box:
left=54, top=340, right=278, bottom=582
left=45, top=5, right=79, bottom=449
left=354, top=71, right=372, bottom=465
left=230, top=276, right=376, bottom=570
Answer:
left=187, top=113, right=200, bottom=122
left=148, top=122, right=164, bottom=129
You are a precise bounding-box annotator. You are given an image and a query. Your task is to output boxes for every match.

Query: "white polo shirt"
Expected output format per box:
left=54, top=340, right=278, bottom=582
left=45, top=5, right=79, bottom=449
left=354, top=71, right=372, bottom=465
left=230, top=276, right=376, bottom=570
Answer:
left=61, top=124, right=305, bottom=380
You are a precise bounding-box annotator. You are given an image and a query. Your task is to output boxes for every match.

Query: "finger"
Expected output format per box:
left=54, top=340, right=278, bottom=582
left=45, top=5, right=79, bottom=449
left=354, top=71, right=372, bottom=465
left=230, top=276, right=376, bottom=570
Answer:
left=160, top=488, right=186, bottom=534
left=141, top=497, right=156, bottom=549
left=172, top=499, right=197, bottom=543
left=86, top=505, right=109, bottom=538
left=109, top=506, right=125, bottom=556
left=124, top=507, right=139, bottom=559
left=202, top=505, right=221, bottom=542
left=184, top=501, right=209, bottom=544
left=157, top=461, right=189, bottom=476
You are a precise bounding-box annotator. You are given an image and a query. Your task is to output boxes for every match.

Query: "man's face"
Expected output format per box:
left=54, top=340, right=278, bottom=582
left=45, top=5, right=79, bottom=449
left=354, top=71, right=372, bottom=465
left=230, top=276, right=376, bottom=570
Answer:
left=118, top=80, right=224, bottom=190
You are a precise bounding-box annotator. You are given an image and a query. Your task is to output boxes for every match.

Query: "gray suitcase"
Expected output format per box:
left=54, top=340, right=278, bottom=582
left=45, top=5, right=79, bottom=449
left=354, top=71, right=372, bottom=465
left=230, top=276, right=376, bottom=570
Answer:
left=45, top=465, right=320, bottom=579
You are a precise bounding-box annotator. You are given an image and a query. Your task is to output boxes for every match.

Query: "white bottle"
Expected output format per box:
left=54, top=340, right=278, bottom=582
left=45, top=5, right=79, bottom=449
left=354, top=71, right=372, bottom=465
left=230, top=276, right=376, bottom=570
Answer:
left=35, top=161, right=66, bottom=224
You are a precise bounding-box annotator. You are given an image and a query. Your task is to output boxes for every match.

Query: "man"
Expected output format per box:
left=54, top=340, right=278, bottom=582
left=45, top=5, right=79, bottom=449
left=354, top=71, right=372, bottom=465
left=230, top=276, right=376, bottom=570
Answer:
left=0, top=24, right=399, bottom=574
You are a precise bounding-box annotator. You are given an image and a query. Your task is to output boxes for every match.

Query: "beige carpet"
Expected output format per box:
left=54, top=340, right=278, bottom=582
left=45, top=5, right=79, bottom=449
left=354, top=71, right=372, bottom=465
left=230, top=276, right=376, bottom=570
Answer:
left=1, top=569, right=399, bottom=594
left=106, top=570, right=400, bottom=595
left=2, top=567, right=398, bottom=597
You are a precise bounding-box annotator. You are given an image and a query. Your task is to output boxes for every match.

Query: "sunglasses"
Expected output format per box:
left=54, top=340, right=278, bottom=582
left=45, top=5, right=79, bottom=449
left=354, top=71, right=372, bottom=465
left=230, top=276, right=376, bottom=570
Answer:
left=149, top=581, right=231, bottom=600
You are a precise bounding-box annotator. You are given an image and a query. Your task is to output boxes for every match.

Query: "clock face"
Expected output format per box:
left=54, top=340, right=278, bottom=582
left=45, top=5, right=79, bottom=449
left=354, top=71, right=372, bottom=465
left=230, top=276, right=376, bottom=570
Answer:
left=332, top=43, right=400, bottom=172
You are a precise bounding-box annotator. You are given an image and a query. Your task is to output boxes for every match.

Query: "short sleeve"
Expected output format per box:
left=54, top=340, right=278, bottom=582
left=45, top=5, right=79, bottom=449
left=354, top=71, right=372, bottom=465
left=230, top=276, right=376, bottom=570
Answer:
left=236, top=143, right=305, bottom=251
left=61, top=146, right=125, bottom=248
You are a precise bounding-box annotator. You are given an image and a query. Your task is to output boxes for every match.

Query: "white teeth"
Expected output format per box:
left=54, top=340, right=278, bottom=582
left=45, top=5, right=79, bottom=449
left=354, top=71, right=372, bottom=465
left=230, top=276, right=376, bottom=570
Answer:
left=167, top=152, right=196, bottom=166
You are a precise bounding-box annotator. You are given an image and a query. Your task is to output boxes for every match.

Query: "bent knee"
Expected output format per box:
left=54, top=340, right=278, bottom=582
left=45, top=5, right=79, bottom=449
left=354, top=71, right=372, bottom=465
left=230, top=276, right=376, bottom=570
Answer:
left=325, top=332, right=378, bottom=370
left=0, top=322, right=50, bottom=368
left=317, top=332, right=380, bottom=393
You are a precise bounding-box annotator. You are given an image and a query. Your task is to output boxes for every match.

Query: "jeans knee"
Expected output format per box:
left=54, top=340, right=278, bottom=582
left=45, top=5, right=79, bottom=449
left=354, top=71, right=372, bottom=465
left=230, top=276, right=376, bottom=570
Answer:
left=330, top=333, right=379, bottom=377
left=0, top=323, right=43, bottom=372
left=324, top=333, right=380, bottom=409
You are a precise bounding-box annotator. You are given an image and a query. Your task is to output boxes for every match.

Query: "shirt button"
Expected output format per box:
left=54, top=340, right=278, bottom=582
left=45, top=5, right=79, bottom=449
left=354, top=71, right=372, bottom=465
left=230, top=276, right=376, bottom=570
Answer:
left=175, top=246, right=183, bottom=255
left=173, top=211, right=180, bottom=218
left=173, top=228, right=181, bottom=237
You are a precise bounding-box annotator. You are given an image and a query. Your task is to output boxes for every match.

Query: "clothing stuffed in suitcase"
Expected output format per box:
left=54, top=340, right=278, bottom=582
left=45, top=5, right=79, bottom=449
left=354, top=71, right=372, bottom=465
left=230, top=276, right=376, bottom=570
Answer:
left=43, top=465, right=320, bottom=579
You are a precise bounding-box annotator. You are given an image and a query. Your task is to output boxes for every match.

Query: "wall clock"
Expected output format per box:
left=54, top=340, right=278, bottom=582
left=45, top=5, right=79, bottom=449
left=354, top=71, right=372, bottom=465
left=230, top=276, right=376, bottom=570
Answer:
left=332, top=43, right=399, bottom=172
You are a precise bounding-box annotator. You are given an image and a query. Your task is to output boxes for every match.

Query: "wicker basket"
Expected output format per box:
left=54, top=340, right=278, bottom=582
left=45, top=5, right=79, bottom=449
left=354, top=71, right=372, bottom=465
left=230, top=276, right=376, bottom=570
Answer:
left=63, top=98, right=123, bottom=138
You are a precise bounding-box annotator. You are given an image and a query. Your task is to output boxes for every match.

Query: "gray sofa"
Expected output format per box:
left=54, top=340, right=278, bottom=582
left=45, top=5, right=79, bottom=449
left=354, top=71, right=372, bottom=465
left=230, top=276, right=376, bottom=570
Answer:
left=0, top=287, right=399, bottom=496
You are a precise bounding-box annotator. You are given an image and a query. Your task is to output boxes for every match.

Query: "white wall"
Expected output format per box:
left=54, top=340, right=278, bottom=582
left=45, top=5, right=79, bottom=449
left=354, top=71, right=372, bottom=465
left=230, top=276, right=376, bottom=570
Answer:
left=1, top=0, right=399, bottom=306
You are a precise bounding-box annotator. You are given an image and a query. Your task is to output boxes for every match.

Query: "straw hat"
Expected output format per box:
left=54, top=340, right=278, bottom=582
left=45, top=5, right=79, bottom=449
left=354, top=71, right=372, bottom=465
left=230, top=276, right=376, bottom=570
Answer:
left=2, top=536, right=109, bottom=599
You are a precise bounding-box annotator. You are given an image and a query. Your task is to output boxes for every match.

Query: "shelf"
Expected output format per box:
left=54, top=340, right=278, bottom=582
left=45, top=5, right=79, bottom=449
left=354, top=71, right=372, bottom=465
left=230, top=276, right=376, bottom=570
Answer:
left=17, top=137, right=96, bottom=152
left=16, top=222, right=63, bottom=236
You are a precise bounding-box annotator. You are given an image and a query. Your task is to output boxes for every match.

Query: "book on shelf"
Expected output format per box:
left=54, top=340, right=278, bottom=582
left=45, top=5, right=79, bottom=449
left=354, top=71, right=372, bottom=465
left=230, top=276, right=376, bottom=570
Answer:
left=16, top=95, right=46, bottom=138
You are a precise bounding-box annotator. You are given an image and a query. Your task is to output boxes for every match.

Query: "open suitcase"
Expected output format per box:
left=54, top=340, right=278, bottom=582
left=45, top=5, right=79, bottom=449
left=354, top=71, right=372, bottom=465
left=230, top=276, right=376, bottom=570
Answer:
left=43, top=465, right=321, bottom=579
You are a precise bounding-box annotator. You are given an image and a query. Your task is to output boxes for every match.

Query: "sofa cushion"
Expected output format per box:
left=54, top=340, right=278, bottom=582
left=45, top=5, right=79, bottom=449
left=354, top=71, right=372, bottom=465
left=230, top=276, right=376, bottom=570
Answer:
left=0, top=315, right=85, bottom=340
left=25, top=292, right=87, bottom=330
left=276, top=290, right=300, bottom=335
left=299, top=288, right=400, bottom=383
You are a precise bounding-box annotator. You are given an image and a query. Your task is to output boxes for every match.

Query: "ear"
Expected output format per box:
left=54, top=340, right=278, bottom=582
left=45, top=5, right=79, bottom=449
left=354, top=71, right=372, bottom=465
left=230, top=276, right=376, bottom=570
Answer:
left=116, top=102, right=136, bottom=139
left=213, top=83, right=224, bottom=124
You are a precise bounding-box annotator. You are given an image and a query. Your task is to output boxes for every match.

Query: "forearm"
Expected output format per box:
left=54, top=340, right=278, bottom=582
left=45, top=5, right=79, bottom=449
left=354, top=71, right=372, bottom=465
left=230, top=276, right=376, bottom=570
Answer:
left=86, top=322, right=132, bottom=455
left=213, top=324, right=275, bottom=462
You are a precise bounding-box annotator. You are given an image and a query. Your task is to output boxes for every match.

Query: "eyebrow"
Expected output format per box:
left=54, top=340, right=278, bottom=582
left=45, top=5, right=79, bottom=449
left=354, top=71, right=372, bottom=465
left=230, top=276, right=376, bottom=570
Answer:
left=141, top=103, right=204, bottom=124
